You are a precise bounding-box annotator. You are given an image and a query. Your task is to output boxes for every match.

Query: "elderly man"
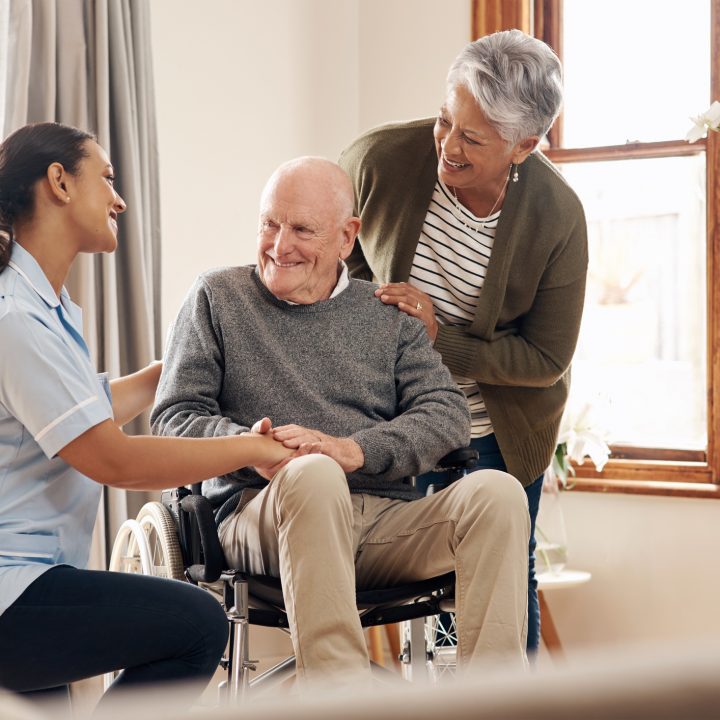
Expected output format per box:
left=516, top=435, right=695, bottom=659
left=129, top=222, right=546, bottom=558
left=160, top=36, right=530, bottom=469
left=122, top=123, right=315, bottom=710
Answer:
left=151, top=157, right=529, bottom=683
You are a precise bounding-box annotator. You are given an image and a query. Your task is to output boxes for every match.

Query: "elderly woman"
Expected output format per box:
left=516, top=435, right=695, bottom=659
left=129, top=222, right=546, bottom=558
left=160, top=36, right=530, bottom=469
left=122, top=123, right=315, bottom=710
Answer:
left=339, top=29, right=588, bottom=653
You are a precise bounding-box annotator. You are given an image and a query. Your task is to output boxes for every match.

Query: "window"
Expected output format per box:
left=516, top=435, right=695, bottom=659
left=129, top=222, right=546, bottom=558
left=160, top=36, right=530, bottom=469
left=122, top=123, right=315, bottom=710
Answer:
left=474, top=0, right=720, bottom=495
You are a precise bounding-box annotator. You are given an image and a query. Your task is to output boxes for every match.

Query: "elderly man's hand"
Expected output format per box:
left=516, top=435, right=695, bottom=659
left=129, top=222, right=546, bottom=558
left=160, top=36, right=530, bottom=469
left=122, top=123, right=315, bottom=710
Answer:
left=272, top=424, right=364, bottom=473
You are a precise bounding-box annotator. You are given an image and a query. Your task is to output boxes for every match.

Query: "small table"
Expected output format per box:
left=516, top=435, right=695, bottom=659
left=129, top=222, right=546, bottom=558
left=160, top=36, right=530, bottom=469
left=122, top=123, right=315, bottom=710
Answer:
left=537, top=569, right=591, bottom=657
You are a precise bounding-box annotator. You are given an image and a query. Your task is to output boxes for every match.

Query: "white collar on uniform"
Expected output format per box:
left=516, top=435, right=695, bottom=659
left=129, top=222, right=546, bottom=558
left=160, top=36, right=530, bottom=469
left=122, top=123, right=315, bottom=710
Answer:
left=7, top=242, right=83, bottom=332
left=7, top=242, right=66, bottom=309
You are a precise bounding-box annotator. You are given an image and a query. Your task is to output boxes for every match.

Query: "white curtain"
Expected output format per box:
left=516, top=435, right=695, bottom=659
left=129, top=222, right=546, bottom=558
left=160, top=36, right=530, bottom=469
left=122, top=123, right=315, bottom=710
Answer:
left=1, top=0, right=161, bottom=567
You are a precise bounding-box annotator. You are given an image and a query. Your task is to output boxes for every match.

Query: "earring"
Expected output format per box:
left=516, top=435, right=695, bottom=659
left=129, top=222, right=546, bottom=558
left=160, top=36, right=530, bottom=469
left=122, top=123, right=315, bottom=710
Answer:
left=65, top=197, right=71, bottom=203
left=512, top=165, right=519, bottom=183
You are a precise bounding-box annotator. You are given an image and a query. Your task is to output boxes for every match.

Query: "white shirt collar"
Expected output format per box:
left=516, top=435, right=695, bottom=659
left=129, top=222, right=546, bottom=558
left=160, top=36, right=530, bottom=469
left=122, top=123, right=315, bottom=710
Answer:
left=283, top=261, right=350, bottom=305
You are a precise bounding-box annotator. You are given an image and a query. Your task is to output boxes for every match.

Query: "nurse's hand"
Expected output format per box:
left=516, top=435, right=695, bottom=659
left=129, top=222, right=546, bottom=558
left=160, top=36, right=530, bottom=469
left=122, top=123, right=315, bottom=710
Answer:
left=375, top=282, right=438, bottom=341
left=245, top=417, right=289, bottom=480
left=58, top=419, right=294, bottom=492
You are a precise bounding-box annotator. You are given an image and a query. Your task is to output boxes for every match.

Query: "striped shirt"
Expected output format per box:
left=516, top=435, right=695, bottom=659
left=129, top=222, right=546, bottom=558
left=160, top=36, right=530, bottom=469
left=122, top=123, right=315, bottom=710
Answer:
left=409, top=180, right=500, bottom=438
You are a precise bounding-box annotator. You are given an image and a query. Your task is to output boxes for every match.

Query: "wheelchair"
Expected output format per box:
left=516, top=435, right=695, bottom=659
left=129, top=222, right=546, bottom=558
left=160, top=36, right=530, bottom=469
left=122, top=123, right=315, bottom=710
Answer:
left=107, top=448, right=478, bottom=697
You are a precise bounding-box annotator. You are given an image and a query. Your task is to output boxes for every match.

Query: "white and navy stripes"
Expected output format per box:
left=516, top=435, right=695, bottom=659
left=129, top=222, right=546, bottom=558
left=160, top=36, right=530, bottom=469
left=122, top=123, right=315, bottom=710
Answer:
left=409, top=180, right=499, bottom=438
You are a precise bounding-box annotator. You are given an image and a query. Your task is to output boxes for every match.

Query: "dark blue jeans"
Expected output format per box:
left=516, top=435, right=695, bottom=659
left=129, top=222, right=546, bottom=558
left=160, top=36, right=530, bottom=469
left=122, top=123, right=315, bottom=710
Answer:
left=417, top=434, right=543, bottom=654
left=0, top=565, right=228, bottom=709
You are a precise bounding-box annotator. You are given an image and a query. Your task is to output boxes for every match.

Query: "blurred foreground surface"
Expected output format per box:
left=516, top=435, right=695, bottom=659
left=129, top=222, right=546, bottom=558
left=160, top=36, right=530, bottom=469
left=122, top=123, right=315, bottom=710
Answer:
left=5, top=638, right=720, bottom=720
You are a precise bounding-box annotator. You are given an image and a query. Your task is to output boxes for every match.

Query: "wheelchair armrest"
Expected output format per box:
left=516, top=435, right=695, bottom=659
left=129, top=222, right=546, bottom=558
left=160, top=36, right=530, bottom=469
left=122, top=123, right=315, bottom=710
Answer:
left=179, top=494, right=225, bottom=584
left=435, top=447, right=480, bottom=471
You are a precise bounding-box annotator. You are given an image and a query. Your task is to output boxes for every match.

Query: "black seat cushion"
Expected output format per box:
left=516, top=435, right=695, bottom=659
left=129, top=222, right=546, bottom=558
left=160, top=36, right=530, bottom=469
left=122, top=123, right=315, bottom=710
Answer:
left=244, top=571, right=455, bottom=610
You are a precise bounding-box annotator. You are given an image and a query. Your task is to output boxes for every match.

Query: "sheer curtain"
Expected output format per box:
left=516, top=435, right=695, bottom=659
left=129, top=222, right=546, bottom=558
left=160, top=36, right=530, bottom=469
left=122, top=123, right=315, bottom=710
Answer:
left=0, top=0, right=161, bottom=567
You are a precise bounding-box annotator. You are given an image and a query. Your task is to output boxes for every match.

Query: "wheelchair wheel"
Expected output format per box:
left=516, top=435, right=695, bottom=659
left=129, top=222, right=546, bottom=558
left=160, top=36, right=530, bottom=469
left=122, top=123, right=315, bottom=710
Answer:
left=108, top=518, right=153, bottom=574
left=136, top=502, right=185, bottom=580
left=108, top=502, right=185, bottom=580
left=429, top=611, right=457, bottom=647
left=104, top=503, right=186, bottom=692
left=426, top=613, right=457, bottom=681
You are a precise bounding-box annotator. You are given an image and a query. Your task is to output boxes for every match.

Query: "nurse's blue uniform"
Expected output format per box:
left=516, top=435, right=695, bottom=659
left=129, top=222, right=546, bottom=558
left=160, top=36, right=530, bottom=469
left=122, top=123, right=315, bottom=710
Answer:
left=0, top=243, right=113, bottom=615
left=0, top=243, right=226, bottom=702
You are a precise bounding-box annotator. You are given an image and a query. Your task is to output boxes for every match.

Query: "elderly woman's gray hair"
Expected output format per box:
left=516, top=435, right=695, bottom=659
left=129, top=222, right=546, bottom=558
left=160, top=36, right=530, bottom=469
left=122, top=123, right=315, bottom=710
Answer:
left=447, top=29, right=563, bottom=147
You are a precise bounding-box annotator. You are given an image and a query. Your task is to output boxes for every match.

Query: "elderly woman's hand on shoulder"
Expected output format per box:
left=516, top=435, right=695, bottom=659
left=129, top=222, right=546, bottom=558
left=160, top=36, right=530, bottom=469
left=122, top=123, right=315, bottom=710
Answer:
left=374, top=282, right=439, bottom=341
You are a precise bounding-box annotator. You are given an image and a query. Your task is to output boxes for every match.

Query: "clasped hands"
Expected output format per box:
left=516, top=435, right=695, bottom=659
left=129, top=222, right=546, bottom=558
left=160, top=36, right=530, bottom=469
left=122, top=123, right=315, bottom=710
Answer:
left=247, top=417, right=365, bottom=480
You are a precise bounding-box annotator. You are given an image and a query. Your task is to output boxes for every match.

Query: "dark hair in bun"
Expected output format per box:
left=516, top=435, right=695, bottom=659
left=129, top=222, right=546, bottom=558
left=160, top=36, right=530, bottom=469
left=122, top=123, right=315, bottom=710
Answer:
left=0, top=122, right=94, bottom=272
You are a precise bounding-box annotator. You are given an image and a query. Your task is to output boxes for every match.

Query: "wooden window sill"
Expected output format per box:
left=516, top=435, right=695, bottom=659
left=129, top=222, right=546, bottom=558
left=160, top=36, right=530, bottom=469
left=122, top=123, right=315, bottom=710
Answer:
left=568, top=463, right=720, bottom=499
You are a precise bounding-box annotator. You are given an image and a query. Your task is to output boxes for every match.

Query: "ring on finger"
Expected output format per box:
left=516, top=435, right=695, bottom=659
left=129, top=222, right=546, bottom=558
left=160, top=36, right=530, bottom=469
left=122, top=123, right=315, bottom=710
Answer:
left=416, top=301, right=423, bottom=311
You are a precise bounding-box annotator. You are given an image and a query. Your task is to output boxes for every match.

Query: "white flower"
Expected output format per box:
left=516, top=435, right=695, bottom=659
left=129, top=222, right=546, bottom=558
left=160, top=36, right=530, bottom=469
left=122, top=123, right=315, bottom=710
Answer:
left=555, top=397, right=611, bottom=478
left=686, top=100, right=720, bottom=142
left=563, top=429, right=611, bottom=472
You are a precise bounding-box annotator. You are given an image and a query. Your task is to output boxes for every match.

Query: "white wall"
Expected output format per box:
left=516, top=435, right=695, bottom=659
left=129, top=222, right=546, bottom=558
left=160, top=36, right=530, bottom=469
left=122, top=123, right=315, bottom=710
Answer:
left=548, top=491, right=720, bottom=655
left=150, top=0, right=360, bottom=332
left=151, top=0, right=469, bottom=335
left=357, top=0, right=469, bottom=132
left=150, top=0, right=720, bottom=659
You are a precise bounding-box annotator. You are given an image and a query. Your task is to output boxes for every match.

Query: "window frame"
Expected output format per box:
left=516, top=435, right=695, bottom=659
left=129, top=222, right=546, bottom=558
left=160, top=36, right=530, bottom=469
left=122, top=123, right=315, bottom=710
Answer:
left=472, top=0, right=720, bottom=498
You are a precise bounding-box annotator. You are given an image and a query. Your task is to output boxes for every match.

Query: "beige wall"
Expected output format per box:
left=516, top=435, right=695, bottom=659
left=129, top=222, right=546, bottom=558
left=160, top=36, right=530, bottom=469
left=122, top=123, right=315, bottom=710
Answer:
left=151, top=0, right=359, bottom=331
left=549, top=491, right=720, bottom=652
left=151, top=0, right=469, bottom=335
left=150, top=0, right=720, bottom=660
left=357, top=0, right=469, bottom=131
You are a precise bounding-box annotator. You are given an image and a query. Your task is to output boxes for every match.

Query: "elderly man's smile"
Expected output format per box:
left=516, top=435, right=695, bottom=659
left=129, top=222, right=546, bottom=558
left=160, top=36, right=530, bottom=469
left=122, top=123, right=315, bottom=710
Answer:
left=268, top=257, right=302, bottom=269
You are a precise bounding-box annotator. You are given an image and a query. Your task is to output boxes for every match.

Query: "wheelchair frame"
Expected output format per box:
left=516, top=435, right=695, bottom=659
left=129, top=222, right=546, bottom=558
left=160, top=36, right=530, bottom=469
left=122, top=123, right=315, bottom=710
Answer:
left=107, top=449, right=479, bottom=697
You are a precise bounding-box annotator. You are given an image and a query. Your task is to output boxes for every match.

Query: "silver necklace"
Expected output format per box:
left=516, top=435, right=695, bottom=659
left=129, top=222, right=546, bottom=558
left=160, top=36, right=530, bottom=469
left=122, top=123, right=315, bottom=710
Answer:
left=450, top=165, right=512, bottom=232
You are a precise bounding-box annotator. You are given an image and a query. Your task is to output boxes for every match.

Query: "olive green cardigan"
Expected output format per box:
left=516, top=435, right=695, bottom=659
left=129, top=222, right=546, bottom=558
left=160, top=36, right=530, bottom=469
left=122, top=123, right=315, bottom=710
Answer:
left=339, top=118, right=588, bottom=486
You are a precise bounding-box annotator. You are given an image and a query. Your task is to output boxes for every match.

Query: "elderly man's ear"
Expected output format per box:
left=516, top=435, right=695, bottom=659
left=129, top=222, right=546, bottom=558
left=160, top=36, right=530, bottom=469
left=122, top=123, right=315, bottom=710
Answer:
left=339, top=216, right=362, bottom=260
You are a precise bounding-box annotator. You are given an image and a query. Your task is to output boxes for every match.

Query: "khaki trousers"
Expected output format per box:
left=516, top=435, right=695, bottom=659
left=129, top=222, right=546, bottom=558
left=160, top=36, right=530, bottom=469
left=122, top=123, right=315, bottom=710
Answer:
left=219, top=454, right=529, bottom=683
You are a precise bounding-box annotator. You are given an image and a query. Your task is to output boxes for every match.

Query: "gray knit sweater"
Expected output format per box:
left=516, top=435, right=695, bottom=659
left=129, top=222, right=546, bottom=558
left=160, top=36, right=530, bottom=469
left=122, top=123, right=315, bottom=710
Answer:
left=151, top=266, right=471, bottom=521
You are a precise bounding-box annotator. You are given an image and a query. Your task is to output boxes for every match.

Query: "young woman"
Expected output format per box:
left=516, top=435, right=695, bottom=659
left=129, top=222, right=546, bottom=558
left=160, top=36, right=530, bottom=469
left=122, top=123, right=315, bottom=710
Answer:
left=0, top=122, right=292, bottom=708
